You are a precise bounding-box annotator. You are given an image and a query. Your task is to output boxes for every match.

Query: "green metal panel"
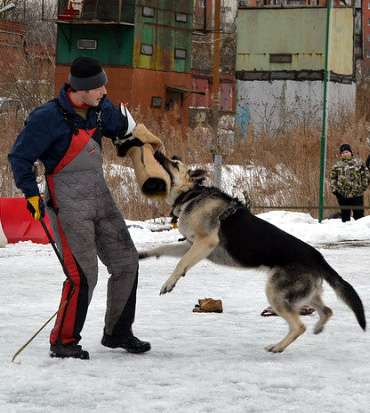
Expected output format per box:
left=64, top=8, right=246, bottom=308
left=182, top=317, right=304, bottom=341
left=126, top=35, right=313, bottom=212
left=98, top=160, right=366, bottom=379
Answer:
left=56, top=24, right=134, bottom=66
left=236, top=8, right=353, bottom=75
left=174, top=29, right=188, bottom=72
left=121, top=0, right=135, bottom=23
left=135, top=25, right=155, bottom=68
left=133, top=1, right=192, bottom=72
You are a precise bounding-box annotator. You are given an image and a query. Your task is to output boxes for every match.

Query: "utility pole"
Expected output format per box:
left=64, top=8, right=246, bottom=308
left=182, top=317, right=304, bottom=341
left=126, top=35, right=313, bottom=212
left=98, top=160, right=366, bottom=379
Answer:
left=318, top=0, right=333, bottom=223
left=211, top=0, right=222, bottom=188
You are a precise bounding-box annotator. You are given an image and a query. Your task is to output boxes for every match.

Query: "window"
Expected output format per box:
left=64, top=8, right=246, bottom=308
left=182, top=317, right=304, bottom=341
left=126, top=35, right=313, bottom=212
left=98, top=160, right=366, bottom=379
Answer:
left=142, top=6, right=154, bottom=17
left=175, top=13, right=187, bottom=23
left=175, top=48, right=187, bottom=59
left=368, top=1, right=370, bottom=9
left=77, top=39, right=97, bottom=50
left=141, top=44, right=153, bottom=56
left=367, top=49, right=370, bottom=58
left=368, top=34, right=370, bottom=42
left=151, top=96, right=162, bottom=108
left=368, top=18, right=370, bottom=25
left=269, top=53, right=292, bottom=63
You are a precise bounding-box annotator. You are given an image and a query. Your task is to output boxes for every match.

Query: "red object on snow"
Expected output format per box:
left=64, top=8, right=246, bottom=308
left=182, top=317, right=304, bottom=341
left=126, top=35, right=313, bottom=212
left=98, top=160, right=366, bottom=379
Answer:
left=0, top=197, right=53, bottom=244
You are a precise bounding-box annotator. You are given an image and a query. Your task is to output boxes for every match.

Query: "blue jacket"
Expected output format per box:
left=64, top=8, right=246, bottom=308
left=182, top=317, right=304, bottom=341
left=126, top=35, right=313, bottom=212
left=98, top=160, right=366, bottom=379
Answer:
left=8, top=85, right=127, bottom=197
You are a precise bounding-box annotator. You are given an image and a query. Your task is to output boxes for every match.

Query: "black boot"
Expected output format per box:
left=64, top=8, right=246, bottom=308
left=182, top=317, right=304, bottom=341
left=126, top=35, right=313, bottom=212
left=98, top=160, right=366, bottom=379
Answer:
left=50, top=342, right=90, bottom=360
left=101, top=334, right=151, bottom=354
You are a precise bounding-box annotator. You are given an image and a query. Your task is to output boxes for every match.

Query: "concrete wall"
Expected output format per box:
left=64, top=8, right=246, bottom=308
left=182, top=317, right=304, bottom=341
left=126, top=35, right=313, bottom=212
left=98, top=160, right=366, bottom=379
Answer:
left=236, top=79, right=356, bottom=135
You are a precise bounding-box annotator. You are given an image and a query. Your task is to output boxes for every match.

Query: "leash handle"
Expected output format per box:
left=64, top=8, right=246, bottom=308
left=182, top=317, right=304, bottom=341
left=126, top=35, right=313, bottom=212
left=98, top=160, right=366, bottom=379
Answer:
left=11, top=309, right=59, bottom=363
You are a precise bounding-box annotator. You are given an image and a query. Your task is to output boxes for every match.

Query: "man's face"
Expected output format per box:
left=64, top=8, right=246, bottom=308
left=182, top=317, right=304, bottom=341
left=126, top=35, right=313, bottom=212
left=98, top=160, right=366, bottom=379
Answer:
left=340, top=150, right=352, bottom=159
left=78, top=85, right=107, bottom=107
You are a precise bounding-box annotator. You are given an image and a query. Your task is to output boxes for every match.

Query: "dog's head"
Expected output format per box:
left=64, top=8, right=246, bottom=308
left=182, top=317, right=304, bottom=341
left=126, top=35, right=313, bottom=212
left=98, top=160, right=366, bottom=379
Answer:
left=154, top=151, right=208, bottom=204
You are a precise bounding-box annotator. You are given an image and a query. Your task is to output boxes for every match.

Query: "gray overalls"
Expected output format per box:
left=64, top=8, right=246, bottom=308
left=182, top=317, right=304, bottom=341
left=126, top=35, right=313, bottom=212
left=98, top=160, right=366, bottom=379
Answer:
left=46, top=124, right=138, bottom=345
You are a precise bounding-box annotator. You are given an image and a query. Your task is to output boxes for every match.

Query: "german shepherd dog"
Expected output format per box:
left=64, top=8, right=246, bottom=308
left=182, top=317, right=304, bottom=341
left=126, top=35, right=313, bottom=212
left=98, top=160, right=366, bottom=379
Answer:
left=139, top=152, right=366, bottom=353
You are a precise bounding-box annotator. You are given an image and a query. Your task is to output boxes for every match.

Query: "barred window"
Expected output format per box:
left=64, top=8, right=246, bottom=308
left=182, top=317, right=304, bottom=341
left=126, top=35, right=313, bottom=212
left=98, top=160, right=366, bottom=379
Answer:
left=175, top=48, right=187, bottom=59
left=77, top=39, right=97, bottom=50
left=141, top=44, right=153, bottom=56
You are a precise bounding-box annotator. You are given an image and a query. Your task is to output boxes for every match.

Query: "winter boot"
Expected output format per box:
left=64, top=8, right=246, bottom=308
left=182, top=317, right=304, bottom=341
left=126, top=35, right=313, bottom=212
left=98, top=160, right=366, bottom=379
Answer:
left=101, top=334, right=151, bottom=354
left=50, top=342, right=90, bottom=360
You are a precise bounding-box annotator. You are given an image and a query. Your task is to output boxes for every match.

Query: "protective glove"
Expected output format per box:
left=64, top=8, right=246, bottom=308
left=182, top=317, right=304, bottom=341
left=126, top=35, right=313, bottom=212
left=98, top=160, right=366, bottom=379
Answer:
left=26, top=195, right=45, bottom=221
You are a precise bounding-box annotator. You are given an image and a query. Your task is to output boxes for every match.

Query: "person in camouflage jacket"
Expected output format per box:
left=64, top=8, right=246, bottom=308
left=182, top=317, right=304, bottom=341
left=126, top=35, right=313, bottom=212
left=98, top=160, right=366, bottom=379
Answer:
left=330, top=143, right=369, bottom=222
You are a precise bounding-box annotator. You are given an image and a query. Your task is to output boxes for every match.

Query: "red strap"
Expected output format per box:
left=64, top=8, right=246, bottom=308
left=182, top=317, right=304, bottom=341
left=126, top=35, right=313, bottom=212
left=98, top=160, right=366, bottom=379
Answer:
left=52, top=128, right=96, bottom=175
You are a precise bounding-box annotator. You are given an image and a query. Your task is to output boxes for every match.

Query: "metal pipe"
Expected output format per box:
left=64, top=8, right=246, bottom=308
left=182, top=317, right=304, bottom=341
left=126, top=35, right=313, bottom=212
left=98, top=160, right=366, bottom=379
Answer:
left=211, top=0, right=222, bottom=189
left=318, top=0, right=333, bottom=223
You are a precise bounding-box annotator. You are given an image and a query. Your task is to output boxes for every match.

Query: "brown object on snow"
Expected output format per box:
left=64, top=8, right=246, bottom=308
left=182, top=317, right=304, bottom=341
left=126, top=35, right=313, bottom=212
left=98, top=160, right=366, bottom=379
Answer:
left=193, top=298, right=223, bottom=313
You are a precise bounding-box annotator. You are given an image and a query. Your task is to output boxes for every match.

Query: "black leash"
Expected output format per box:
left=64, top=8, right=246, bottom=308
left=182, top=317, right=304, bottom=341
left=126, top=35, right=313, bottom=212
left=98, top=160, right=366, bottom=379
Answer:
left=40, top=218, right=75, bottom=290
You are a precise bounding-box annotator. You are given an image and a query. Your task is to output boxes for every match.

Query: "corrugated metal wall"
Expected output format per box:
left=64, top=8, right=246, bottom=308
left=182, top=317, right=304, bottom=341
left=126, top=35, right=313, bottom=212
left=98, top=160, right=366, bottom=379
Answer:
left=56, top=24, right=134, bottom=65
left=133, top=0, right=192, bottom=72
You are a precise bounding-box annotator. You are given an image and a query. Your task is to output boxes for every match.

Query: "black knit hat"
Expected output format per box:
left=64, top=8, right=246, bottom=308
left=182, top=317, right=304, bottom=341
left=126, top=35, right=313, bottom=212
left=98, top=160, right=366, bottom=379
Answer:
left=339, top=143, right=352, bottom=154
left=68, top=57, right=107, bottom=91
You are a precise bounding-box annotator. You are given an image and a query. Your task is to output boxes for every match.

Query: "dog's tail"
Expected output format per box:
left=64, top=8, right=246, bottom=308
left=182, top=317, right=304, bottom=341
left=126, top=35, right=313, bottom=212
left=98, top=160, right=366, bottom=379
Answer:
left=322, top=261, right=366, bottom=331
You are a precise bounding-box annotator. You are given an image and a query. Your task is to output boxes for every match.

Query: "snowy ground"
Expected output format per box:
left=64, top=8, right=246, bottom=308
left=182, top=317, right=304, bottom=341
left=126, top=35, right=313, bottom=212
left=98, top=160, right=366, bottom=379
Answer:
left=1, top=212, right=370, bottom=413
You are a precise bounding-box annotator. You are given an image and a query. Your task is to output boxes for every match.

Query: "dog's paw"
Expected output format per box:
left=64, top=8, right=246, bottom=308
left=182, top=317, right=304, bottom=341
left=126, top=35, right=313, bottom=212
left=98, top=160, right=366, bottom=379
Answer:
left=313, top=323, right=324, bottom=335
left=160, top=276, right=178, bottom=295
left=138, top=251, right=161, bottom=260
left=265, top=343, right=285, bottom=353
left=138, top=252, right=149, bottom=260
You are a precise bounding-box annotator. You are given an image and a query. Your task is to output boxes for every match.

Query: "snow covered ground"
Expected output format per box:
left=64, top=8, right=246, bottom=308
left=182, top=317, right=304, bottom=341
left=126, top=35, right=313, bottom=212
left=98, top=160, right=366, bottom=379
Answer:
left=1, top=212, right=370, bottom=413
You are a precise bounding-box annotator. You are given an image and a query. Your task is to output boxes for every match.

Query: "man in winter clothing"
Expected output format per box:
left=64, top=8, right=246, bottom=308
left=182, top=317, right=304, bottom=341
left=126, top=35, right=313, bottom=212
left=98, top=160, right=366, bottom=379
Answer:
left=8, top=57, right=158, bottom=359
left=330, top=143, right=369, bottom=222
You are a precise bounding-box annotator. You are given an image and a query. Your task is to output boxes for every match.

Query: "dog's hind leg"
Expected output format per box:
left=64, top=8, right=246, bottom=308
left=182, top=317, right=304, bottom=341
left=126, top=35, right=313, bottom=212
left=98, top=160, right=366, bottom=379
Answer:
left=265, top=279, right=306, bottom=353
left=310, top=294, right=333, bottom=335
left=160, top=230, right=219, bottom=295
left=139, top=240, right=191, bottom=260
left=264, top=307, right=306, bottom=353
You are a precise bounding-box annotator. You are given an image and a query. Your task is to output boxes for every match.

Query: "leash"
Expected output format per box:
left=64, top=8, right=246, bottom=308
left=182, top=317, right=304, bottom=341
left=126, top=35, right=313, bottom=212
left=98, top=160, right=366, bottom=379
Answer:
left=11, top=218, right=75, bottom=363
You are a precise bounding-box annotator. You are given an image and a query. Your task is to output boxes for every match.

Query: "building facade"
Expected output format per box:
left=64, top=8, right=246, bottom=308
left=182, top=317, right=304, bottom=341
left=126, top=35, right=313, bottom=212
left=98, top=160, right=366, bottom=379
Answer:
left=362, top=0, right=370, bottom=77
left=190, top=0, right=237, bottom=128
left=55, top=0, right=194, bottom=124
left=235, top=4, right=356, bottom=134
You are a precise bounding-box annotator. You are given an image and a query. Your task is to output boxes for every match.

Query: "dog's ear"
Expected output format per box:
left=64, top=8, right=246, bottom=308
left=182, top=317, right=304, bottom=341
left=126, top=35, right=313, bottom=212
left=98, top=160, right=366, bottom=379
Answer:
left=188, top=168, right=208, bottom=184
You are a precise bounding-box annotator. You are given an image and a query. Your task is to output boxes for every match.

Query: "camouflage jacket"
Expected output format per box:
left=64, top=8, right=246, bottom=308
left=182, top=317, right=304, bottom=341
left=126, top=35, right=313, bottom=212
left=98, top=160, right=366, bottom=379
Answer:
left=330, top=157, right=370, bottom=198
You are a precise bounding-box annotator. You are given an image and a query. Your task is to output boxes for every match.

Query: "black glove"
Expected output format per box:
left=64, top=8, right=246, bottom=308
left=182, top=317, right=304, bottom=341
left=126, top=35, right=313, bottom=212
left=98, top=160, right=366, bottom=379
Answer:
left=113, top=134, right=143, bottom=158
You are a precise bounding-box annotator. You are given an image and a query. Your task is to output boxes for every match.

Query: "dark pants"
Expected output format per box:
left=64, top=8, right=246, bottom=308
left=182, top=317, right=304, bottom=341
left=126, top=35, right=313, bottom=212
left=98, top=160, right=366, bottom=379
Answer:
left=335, top=194, right=364, bottom=222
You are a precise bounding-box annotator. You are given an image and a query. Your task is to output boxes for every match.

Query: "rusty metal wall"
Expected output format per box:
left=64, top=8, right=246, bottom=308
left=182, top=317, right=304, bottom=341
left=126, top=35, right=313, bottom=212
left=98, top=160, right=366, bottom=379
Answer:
left=55, top=64, right=192, bottom=123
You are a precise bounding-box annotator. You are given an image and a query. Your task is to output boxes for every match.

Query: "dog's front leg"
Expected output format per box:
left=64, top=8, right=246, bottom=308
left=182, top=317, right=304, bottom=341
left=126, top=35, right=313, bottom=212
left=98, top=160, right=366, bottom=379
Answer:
left=139, top=240, right=191, bottom=260
left=160, top=230, right=219, bottom=295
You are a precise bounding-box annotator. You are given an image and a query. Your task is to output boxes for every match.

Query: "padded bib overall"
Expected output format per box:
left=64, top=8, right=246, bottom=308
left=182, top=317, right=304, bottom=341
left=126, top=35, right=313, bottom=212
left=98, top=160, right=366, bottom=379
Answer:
left=46, top=127, right=138, bottom=345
